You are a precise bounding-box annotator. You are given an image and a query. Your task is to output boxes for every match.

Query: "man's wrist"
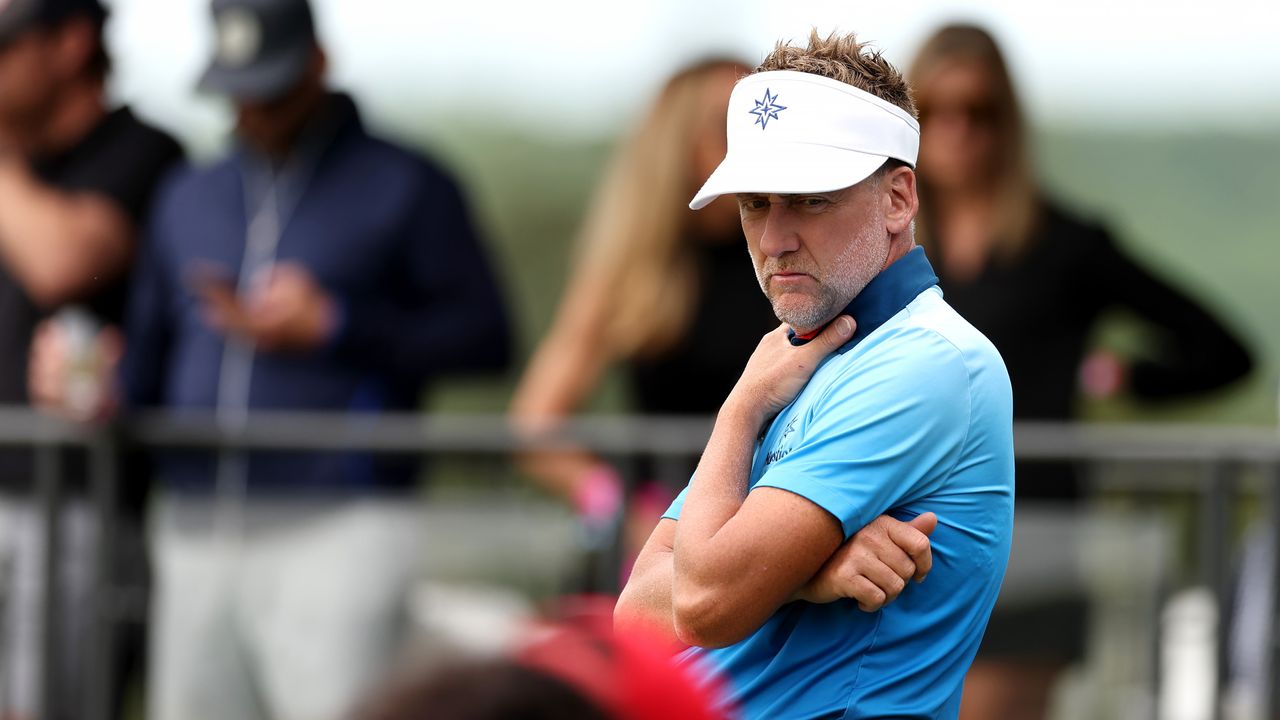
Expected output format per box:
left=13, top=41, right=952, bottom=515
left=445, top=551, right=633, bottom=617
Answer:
left=718, top=393, right=766, bottom=436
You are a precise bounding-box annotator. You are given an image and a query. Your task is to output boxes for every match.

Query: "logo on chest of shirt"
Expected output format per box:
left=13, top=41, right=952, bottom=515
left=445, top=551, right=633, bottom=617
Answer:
left=764, top=416, right=798, bottom=466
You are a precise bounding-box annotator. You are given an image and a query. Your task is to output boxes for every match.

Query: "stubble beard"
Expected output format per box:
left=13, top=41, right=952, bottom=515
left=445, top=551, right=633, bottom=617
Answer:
left=755, top=223, right=888, bottom=334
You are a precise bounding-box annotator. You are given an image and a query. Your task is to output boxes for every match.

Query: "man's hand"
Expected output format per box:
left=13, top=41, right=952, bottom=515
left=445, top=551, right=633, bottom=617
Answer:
left=726, top=316, right=855, bottom=426
left=795, top=512, right=938, bottom=611
left=195, top=262, right=339, bottom=353
left=28, top=318, right=123, bottom=422
left=1079, top=349, right=1129, bottom=400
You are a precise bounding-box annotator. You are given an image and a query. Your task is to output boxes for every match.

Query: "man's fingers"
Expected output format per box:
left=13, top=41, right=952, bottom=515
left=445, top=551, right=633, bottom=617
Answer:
left=908, top=511, right=938, bottom=536
left=911, top=546, right=933, bottom=583
left=198, top=281, right=241, bottom=318
left=28, top=322, right=67, bottom=408
left=196, top=278, right=257, bottom=339
left=810, top=315, right=855, bottom=352
left=98, top=327, right=125, bottom=365
left=886, top=521, right=931, bottom=559
left=876, top=544, right=917, bottom=584
left=887, top=515, right=935, bottom=582
left=848, top=576, right=887, bottom=613
left=201, top=298, right=240, bottom=333
left=854, top=559, right=907, bottom=604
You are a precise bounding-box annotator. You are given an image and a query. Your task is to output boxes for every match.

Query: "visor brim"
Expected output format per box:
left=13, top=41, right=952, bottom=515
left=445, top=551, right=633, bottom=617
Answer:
left=690, top=144, right=892, bottom=210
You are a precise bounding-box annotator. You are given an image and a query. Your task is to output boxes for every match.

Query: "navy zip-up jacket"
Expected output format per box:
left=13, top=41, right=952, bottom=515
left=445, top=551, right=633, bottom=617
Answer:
left=123, top=94, right=510, bottom=493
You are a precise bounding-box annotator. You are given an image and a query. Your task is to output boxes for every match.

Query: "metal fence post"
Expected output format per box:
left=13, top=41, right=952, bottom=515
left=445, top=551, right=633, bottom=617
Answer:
left=35, top=440, right=62, bottom=720
left=86, top=432, right=117, bottom=720
left=1199, top=459, right=1235, bottom=720
left=1266, top=460, right=1280, bottom=720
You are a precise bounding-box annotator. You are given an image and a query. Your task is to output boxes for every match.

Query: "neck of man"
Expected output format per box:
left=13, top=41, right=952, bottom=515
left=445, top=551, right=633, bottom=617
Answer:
left=880, top=235, right=917, bottom=272
left=34, top=76, right=106, bottom=157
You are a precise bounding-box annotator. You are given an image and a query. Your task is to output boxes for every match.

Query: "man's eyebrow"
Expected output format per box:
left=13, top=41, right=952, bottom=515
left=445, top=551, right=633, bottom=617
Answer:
left=734, top=191, right=844, bottom=201
left=786, top=189, right=849, bottom=201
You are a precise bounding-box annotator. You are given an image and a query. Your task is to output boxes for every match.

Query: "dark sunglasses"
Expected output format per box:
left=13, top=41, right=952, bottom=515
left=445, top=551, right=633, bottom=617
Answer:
left=918, top=99, right=1001, bottom=127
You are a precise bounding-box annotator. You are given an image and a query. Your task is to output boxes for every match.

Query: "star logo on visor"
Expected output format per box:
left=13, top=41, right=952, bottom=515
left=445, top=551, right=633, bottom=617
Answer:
left=749, top=89, right=787, bottom=129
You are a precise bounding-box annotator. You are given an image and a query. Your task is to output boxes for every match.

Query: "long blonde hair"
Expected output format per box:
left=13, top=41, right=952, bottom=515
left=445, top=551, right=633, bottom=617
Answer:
left=908, top=24, right=1040, bottom=262
left=570, top=59, right=748, bottom=360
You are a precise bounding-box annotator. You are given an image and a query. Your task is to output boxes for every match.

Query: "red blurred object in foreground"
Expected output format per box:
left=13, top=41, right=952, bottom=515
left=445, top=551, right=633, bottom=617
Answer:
left=517, top=596, right=732, bottom=720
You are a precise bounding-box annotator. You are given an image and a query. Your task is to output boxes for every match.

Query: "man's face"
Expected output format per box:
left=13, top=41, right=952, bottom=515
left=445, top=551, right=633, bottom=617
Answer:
left=234, top=48, right=326, bottom=159
left=916, top=60, right=1001, bottom=190
left=0, top=30, right=58, bottom=140
left=737, top=180, right=890, bottom=334
left=235, top=82, right=318, bottom=159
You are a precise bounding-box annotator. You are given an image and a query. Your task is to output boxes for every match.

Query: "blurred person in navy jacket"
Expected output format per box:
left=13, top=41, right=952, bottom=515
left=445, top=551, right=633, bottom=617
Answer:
left=31, top=0, right=509, bottom=718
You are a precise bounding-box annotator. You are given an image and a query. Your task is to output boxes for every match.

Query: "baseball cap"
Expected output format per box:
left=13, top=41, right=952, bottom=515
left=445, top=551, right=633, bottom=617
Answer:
left=0, top=0, right=106, bottom=49
left=690, top=70, right=920, bottom=210
left=197, top=0, right=316, bottom=101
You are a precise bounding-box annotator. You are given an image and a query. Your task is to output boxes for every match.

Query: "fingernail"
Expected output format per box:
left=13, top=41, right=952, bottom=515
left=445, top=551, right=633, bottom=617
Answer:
left=837, top=316, right=854, bottom=336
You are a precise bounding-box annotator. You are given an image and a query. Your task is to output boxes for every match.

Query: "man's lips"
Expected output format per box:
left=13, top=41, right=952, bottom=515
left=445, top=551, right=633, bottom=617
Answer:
left=770, top=271, right=814, bottom=287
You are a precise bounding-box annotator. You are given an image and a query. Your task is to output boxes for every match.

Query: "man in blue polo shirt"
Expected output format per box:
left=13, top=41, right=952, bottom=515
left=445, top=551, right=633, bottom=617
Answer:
left=615, top=31, right=1014, bottom=719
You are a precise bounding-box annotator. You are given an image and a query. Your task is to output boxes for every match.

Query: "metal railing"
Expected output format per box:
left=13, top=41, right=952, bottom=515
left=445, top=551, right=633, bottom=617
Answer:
left=0, top=407, right=1276, bottom=720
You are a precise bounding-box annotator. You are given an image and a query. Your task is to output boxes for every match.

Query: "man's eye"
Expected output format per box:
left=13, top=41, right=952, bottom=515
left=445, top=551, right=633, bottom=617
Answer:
left=740, top=198, right=768, bottom=211
left=798, top=197, right=828, bottom=208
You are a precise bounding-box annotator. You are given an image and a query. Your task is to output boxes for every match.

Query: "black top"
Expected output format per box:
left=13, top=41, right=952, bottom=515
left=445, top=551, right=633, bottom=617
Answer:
left=936, top=201, right=1254, bottom=499
left=629, top=234, right=777, bottom=415
left=0, top=106, right=183, bottom=487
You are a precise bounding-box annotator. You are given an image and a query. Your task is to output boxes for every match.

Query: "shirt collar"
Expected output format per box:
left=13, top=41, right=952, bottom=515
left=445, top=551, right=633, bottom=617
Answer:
left=789, top=245, right=939, bottom=350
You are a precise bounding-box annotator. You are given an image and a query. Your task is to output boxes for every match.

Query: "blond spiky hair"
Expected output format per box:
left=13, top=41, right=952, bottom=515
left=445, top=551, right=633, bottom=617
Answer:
left=757, top=30, right=917, bottom=118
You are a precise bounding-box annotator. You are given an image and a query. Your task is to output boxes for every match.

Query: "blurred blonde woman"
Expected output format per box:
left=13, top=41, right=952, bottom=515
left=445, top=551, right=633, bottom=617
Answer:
left=511, top=59, right=775, bottom=557
left=909, top=24, right=1253, bottom=720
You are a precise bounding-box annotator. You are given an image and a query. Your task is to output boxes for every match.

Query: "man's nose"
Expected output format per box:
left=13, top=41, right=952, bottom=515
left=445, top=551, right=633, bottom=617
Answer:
left=758, top=204, right=801, bottom=258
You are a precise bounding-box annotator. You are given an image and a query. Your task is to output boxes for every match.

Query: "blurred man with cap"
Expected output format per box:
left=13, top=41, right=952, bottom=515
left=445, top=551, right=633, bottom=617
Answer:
left=615, top=31, right=1013, bottom=719
left=117, top=1, right=508, bottom=719
left=0, top=0, right=183, bottom=718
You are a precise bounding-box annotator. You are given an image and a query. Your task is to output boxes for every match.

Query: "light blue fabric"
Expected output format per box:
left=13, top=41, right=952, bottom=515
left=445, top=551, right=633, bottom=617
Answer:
left=663, top=265, right=1014, bottom=719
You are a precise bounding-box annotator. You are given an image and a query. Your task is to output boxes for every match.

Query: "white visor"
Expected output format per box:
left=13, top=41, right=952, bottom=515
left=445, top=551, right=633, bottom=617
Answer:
left=690, top=70, right=920, bottom=210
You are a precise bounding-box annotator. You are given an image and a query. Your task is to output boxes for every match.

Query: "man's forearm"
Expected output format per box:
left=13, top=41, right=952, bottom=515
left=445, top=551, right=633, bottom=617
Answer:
left=674, top=402, right=761, bottom=579
left=615, top=547, right=680, bottom=646
left=0, top=159, right=131, bottom=306
left=671, top=402, right=778, bottom=646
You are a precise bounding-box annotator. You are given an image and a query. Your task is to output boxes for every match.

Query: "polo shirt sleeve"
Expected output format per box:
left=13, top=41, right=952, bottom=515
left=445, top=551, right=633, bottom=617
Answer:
left=754, top=329, right=972, bottom=539
left=662, top=485, right=689, bottom=521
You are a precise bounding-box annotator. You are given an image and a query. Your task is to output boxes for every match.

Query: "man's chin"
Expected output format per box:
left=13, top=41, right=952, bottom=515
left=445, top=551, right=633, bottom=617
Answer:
left=770, top=296, right=836, bottom=335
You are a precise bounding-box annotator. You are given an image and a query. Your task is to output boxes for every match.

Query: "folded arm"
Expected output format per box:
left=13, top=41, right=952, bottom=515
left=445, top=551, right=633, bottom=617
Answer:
left=617, top=318, right=936, bottom=649
left=0, top=158, right=133, bottom=307
left=672, top=406, right=844, bottom=648
left=617, top=501, right=935, bottom=649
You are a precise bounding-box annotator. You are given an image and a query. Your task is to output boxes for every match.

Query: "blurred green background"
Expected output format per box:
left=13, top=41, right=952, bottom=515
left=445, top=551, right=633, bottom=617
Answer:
left=101, top=0, right=1279, bottom=426
left=402, top=117, right=1278, bottom=424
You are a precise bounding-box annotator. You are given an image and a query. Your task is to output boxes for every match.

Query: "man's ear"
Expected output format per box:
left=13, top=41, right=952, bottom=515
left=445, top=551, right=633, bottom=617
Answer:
left=882, top=166, right=919, bottom=236
left=308, top=44, right=327, bottom=84
left=49, top=17, right=98, bottom=83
